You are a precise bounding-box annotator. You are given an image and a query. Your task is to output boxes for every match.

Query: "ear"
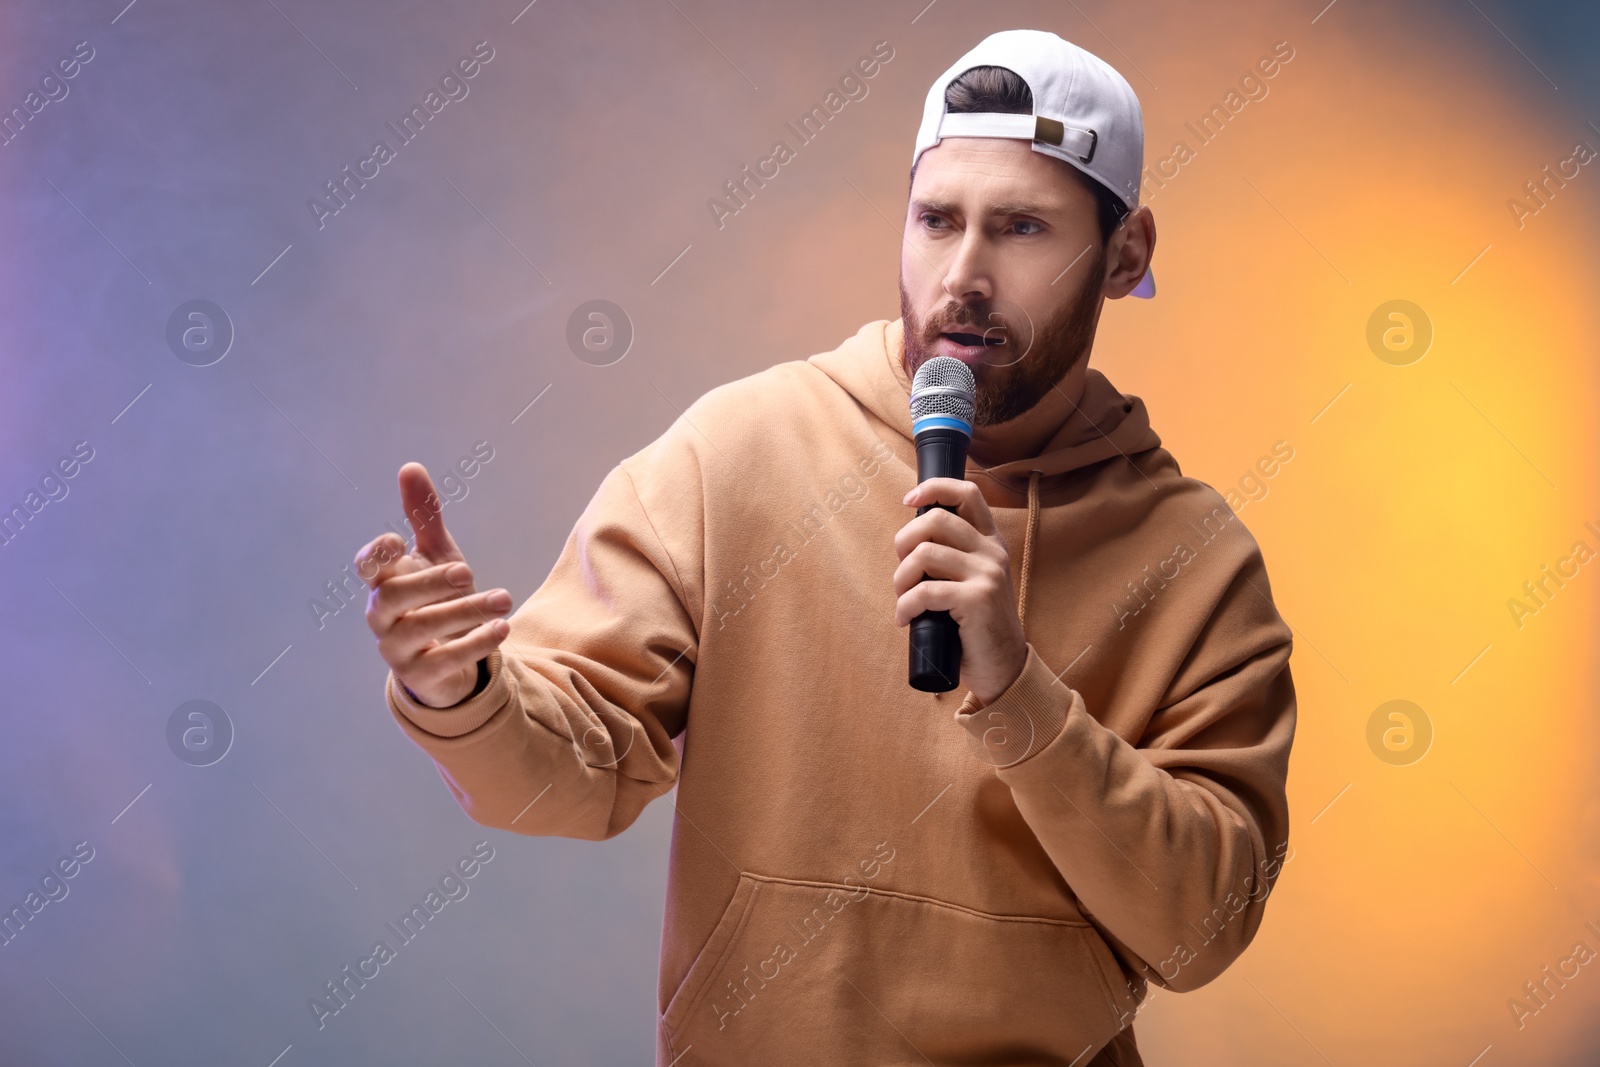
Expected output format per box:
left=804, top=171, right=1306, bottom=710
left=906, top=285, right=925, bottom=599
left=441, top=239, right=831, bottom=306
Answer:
left=1104, top=206, right=1156, bottom=299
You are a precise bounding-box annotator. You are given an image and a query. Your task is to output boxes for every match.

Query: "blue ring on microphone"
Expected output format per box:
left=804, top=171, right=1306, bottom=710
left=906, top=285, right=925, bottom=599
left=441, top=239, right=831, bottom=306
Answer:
left=911, top=414, right=973, bottom=435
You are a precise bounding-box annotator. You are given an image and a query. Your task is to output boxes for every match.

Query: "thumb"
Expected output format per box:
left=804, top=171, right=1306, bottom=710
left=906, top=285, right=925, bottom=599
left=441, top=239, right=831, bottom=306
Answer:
left=397, top=462, right=464, bottom=564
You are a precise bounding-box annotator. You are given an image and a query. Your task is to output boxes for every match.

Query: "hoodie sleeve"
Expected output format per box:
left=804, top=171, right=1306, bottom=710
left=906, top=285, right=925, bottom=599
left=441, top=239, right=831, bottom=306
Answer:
left=384, top=452, right=700, bottom=842
left=951, top=541, right=1296, bottom=994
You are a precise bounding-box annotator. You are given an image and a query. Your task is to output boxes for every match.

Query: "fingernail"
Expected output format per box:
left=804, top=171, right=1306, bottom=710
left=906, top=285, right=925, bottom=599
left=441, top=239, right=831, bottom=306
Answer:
left=445, top=563, right=471, bottom=586
left=486, top=590, right=511, bottom=611
left=902, top=489, right=914, bottom=504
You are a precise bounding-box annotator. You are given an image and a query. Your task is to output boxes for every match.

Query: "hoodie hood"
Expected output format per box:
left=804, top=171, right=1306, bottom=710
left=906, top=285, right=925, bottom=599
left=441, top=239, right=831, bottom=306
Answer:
left=808, top=318, right=1162, bottom=508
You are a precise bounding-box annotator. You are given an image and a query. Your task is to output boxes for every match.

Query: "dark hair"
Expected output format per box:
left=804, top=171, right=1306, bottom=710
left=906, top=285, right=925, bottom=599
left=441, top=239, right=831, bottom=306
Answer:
left=912, top=64, right=1129, bottom=246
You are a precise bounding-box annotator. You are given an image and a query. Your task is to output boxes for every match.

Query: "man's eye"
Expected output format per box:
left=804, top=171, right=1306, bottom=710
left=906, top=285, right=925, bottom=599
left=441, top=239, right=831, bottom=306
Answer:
left=1012, top=220, right=1043, bottom=235
left=920, top=214, right=948, bottom=229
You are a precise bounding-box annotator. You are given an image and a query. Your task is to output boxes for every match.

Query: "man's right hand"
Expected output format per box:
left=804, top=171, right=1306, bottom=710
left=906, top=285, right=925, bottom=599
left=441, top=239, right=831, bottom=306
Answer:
left=356, top=462, right=512, bottom=709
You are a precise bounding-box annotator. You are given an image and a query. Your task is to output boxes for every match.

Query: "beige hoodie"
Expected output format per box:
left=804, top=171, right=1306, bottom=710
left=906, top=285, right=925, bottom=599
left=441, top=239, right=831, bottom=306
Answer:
left=387, top=317, right=1297, bottom=1067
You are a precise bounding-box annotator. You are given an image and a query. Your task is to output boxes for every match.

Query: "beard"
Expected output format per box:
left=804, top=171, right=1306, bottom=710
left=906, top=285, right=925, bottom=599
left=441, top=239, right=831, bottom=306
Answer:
left=899, top=242, right=1107, bottom=427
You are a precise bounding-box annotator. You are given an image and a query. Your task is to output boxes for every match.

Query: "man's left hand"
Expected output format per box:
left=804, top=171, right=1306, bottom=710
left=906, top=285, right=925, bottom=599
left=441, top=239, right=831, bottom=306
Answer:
left=893, top=477, right=1028, bottom=706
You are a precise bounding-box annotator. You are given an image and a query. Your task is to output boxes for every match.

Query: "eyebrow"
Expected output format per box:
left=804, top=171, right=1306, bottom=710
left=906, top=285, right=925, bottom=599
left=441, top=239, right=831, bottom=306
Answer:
left=911, top=197, right=1061, bottom=217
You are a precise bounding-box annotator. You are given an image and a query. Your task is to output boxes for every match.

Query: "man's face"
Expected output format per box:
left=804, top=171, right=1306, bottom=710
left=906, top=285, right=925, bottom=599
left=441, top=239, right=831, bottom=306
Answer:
left=900, top=137, right=1108, bottom=427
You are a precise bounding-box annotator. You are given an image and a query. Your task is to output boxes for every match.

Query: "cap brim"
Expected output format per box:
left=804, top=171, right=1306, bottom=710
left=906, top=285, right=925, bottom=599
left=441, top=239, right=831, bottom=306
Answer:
left=1130, top=266, right=1156, bottom=299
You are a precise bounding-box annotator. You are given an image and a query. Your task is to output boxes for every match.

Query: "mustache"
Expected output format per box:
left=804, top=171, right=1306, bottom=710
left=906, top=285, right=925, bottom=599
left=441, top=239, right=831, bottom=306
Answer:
left=924, top=307, right=1012, bottom=340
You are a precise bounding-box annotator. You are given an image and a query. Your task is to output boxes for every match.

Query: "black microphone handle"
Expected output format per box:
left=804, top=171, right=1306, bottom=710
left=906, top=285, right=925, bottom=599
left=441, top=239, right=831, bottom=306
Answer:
left=909, top=425, right=970, bottom=692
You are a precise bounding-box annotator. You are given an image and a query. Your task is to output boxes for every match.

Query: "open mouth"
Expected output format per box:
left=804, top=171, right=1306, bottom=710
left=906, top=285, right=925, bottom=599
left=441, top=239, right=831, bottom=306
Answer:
left=940, top=331, right=1004, bottom=347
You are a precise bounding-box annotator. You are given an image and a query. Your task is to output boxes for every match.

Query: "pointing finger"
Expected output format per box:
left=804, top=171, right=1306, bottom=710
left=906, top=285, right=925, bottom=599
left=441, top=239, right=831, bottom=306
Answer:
left=399, top=462, right=464, bottom=565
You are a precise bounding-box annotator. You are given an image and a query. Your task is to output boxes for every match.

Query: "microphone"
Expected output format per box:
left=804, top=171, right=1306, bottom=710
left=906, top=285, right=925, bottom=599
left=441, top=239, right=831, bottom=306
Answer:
left=907, top=355, right=977, bottom=692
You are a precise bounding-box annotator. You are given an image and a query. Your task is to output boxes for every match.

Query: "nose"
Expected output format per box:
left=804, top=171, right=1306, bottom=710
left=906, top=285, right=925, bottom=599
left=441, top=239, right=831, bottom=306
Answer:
left=941, top=226, right=993, bottom=304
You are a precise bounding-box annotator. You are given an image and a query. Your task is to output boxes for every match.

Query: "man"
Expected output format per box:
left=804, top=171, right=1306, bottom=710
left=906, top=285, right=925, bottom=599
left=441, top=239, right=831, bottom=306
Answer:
left=356, top=29, right=1296, bottom=1067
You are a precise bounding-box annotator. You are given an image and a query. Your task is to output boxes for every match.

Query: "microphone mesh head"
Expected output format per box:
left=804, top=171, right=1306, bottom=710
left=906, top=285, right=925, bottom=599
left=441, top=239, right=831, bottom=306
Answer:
left=910, top=355, right=976, bottom=425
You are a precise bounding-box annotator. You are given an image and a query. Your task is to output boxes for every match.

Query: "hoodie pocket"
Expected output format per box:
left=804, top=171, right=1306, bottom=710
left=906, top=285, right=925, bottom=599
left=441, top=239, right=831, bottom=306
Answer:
left=662, top=872, right=762, bottom=1041
left=661, top=872, right=1130, bottom=1066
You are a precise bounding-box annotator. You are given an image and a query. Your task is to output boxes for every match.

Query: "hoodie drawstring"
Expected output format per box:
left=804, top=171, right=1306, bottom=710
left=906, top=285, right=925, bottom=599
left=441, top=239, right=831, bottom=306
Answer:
left=1016, top=470, right=1041, bottom=636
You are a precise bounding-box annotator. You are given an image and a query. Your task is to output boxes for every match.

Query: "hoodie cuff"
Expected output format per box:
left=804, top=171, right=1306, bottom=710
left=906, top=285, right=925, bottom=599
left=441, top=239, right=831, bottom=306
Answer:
left=387, top=647, right=511, bottom=739
left=952, top=645, right=1070, bottom=767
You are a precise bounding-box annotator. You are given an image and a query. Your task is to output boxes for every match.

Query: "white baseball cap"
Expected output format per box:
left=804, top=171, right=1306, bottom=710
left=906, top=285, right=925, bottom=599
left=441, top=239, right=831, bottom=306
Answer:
left=912, top=29, right=1155, bottom=299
